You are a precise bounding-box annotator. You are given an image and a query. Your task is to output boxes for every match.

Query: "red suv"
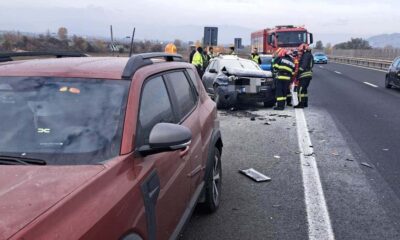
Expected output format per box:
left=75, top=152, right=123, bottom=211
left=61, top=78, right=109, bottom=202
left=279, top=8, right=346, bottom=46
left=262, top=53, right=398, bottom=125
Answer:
left=0, top=52, right=223, bottom=240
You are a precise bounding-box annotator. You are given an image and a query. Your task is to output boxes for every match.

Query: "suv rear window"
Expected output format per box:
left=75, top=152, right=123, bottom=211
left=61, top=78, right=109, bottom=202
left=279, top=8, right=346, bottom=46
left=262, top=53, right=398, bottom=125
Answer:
left=165, top=71, right=197, bottom=120
left=0, top=77, right=129, bottom=165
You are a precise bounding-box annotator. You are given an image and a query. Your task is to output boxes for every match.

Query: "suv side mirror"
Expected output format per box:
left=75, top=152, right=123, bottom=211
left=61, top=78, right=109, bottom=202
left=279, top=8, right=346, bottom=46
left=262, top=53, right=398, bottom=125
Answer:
left=209, top=68, right=217, bottom=74
left=138, top=123, right=192, bottom=156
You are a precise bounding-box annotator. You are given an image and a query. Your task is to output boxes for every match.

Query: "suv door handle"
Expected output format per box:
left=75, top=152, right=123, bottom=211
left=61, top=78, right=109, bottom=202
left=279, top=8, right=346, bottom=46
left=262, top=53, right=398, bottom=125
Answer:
left=179, top=146, right=190, bottom=158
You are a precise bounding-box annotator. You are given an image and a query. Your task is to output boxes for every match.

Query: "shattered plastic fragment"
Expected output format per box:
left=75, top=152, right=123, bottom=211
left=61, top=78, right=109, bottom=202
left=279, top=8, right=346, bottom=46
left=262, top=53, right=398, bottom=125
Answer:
left=239, top=168, right=271, bottom=182
left=382, top=149, right=389, bottom=151
left=274, top=155, right=281, bottom=159
left=345, top=158, right=354, bottom=162
left=361, top=162, right=373, bottom=168
left=250, top=117, right=256, bottom=121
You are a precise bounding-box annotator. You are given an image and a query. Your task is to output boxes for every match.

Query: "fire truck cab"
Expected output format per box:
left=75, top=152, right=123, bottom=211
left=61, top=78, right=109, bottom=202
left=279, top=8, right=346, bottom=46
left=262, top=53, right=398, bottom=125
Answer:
left=251, top=25, right=313, bottom=54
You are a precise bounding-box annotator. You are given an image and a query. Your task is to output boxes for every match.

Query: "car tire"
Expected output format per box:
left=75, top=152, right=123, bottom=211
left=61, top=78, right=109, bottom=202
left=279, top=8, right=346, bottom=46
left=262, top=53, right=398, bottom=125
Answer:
left=203, top=147, right=222, bottom=213
left=385, top=76, right=392, bottom=89
left=263, top=100, right=275, bottom=108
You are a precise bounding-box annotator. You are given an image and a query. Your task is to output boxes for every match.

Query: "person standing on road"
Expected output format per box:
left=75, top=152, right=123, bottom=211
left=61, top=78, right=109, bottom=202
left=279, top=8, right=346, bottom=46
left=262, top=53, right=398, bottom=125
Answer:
left=208, top=46, right=215, bottom=60
left=251, top=47, right=262, bottom=65
left=295, top=44, right=314, bottom=108
left=228, top=46, right=237, bottom=55
left=272, top=49, right=296, bottom=110
left=192, top=46, right=204, bottom=77
left=189, top=45, right=196, bottom=63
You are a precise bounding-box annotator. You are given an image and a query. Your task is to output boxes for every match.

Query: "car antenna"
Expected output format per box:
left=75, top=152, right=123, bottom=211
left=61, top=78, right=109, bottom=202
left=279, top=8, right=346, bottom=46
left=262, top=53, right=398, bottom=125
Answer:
left=129, top=27, right=136, bottom=57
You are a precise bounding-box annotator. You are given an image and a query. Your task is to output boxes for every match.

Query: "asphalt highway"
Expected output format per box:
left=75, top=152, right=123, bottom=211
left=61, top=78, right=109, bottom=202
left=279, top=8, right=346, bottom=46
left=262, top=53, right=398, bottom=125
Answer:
left=181, top=62, right=400, bottom=240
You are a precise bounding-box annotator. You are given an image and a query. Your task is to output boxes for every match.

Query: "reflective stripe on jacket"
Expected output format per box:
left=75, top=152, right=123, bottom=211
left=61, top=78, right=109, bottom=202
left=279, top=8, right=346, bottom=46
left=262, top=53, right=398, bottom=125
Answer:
left=273, top=56, right=295, bottom=81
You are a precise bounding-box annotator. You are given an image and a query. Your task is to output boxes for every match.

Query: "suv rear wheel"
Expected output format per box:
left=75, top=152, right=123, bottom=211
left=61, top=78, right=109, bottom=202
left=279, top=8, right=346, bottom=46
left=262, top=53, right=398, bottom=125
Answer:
left=203, top=147, right=222, bottom=213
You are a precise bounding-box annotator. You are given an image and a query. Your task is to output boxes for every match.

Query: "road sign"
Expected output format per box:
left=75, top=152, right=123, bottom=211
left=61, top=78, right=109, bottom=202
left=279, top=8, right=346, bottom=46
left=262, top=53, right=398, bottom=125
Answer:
left=204, top=27, right=218, bottom=46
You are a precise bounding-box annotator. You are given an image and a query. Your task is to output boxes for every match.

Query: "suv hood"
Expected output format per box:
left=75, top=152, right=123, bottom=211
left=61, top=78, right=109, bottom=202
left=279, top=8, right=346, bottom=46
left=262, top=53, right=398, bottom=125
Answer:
left=0, top=165, right=104, bottom=239
left=223, top=67, right=272, bottom=78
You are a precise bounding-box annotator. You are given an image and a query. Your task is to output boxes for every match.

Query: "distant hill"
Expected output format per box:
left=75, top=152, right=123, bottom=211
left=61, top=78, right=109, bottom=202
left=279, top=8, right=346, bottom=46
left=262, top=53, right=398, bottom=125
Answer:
left=367, top=33, right=400, bottom=48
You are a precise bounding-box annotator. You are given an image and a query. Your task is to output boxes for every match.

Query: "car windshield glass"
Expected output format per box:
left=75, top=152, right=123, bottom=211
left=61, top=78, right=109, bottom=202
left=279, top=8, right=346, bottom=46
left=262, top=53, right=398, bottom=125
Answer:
left=0, top=77, right=130, bottom=165
left=315, top=53, right=325, bottom=57
left=220, top=59, right=260, bottom=70
left=277, top=31, right=307, bottom=47
left=261, top=56, right=272, bottom=64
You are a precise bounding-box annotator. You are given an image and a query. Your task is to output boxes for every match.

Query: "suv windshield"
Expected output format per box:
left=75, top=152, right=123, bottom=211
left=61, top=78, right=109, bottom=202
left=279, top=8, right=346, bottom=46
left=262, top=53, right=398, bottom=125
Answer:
left=0, top=77, right=129, bottom=165
left=277, top=31, right=307, bottom=47
left=220, top=59, right=260, bottom=71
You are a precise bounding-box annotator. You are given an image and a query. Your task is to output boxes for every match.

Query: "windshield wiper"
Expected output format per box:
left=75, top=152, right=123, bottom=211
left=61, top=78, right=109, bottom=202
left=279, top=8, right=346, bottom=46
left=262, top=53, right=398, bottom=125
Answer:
left=0, top=155, right=47, bottom=165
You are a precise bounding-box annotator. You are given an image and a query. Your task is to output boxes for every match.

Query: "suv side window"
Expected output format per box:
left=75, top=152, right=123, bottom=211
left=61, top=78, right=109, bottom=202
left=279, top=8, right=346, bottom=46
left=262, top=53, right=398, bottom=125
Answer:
left=137, top=76, right=175, bottom=146
left=187, top=69, right=199, bottom=94
left=392, top=58, right=400, bottom=68
left=213, top=60, right=220, bottom=72
left=207, top=61, right=215, bottom=72
left=396, top=58, right=400, bottom=69
left=165, top=71, right=197, bottom=120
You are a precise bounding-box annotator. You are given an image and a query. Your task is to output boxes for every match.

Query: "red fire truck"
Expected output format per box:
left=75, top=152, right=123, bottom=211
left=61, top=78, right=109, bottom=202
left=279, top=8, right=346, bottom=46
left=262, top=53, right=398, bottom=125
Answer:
left=251, top=25, right=313, bottom=54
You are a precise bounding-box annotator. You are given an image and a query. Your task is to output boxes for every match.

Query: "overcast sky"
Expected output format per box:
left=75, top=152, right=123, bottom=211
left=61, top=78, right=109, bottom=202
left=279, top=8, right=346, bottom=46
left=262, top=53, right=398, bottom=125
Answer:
left=1, top=0, right=399, bottom=44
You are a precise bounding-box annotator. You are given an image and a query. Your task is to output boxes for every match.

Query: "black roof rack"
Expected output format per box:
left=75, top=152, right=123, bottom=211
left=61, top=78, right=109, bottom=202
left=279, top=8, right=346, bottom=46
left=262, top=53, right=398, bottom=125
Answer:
left=121, top=52, right=183, bottom=80
left=0, top=51, right=88, bottom=63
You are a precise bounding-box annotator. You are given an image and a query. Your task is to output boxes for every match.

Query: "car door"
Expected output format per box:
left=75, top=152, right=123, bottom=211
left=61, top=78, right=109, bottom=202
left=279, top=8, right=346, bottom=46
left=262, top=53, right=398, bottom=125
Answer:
left=135, top=75, right=191, bottom=240
left=202, top=60, right=218, bottom=94
left=164, top=71, right=204, bottom=198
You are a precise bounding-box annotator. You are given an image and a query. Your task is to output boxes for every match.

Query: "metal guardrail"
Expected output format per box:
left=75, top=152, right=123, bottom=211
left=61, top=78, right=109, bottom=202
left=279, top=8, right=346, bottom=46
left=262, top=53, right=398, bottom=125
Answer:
left=328, top=56, right=392, bottom=71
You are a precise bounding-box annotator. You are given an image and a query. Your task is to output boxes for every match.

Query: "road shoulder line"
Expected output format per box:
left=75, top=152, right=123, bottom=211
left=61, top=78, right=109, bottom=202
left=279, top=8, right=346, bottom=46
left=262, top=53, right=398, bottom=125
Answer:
left=331, top=62, right=387, bottom=73
left=295, top=109, right=335, bottom=240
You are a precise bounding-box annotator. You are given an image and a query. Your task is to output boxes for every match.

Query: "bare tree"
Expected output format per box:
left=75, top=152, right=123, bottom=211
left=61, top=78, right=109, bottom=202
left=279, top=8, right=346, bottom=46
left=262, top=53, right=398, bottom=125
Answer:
left=58, top=27, right=68, bottom=41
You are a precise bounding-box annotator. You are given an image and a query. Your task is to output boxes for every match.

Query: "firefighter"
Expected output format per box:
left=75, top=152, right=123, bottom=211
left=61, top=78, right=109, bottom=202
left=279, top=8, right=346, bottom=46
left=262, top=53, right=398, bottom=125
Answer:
left=251, top=47, right=261, bottom=65
left=192, top=46, right=204, bottom=77
left=208, top=46, right=215, bottom=60
left=272, top=49, right=295, bottom=110
left=164, top=43, right=177, bottom=54
left=295, top=44, right=314, bottom=108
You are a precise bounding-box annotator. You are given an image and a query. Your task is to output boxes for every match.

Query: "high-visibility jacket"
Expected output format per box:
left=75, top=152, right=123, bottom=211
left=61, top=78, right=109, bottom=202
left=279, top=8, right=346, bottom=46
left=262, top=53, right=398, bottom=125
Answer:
left=273, top=55, right=295, bottom=81
left=192, top=51, right=203, bottom=67
left=251, top=54, right=261, bottom=64
left=298, top=51, right=314, bottom=79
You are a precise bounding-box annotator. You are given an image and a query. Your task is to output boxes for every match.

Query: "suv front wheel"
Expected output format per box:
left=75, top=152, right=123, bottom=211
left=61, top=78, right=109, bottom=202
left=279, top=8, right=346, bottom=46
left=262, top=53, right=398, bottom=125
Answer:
left=203, top=147, right=222, bottom=213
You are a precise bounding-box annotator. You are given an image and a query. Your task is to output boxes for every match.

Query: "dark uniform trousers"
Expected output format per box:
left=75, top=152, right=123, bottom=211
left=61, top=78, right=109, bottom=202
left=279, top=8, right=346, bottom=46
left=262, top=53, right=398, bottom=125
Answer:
left=275, top=79, right=291, bottom=108
left=298, top=77, right=311, bottom=107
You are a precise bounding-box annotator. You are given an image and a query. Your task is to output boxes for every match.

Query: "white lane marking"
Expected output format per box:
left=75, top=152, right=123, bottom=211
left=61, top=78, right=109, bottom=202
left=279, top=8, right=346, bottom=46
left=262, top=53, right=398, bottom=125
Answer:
left=333, top=62, right=387, bottom=73
left=363, top=82, right=378, bottom=88
left=295, top=109, right=335, bottom=240
left=334, top=71, right=342, bottom=75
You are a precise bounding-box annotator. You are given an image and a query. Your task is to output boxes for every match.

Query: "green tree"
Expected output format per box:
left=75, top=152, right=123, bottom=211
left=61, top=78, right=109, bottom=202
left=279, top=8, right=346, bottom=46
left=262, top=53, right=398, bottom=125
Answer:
left=57, top=27, right=68, bottom=41
left=334, top=38, right=371, bottom=49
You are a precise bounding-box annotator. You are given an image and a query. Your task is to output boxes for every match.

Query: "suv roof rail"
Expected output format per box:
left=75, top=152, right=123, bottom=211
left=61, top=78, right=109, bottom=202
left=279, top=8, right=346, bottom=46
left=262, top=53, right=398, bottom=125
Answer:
left=121, top=52, right=183, bottom=80
left=0, top=51, right=88, bottom=62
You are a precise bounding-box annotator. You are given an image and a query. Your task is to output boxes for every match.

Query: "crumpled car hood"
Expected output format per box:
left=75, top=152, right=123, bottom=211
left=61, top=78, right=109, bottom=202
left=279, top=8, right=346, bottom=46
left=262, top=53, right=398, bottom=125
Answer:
left=223, top=67, right=272, bottom=78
